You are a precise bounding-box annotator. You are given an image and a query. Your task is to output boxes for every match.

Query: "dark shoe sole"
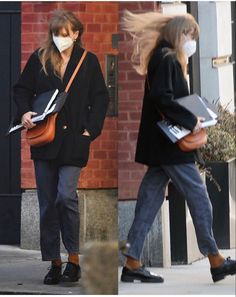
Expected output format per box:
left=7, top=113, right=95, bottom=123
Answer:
left=212, top=269, right=236, bottom=283
left=44, top=278, right=61, bottom=285
left=121, top=274, right=164, bottom=283
left=60, top=275, right=80, bottom=283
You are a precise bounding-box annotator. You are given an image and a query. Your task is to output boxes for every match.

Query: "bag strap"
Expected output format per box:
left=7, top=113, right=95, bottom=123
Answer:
left=65, top=50, right=88, bottom=93
left=146, top=74, right=165, bottom=120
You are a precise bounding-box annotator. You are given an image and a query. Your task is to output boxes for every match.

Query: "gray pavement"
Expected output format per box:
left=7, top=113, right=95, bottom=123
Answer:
left=0, top=245, right=85, bottom=295
left=0, top=245, right=235, bottom=295
left=119, top=249, right=236, bottom=295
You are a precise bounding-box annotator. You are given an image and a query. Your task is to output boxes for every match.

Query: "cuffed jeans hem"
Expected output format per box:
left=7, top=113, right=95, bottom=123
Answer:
left=199, top=243, right=219, bottom=257
left=41, top=256, right=62, bottom=261
left=122, top=251, right=140, bottom=262
left=41, top=249, right=80, bottom=261
left=67, top=250, right=80, bottom=255
left=204, top=250, right=220, bottom=257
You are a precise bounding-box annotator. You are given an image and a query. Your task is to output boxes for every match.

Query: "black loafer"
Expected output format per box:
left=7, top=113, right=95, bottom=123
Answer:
left=44, top=265, right=62, bottom=285
left=121, top=265, right=164, bottom=283
left=61, top=262, right=81, bottom=282
left=211, top=256, right=236, bottom=282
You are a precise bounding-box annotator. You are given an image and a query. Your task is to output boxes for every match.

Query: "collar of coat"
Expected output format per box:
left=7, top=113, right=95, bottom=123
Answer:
left=158, top=39, right=174, bottom=50
left=46, top=43, right=86, bottom=92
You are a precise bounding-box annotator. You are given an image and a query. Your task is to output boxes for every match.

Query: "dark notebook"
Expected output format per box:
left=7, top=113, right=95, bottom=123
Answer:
left=176, top=94, right=213, bottom=122
left=157, top=94, right=218, bottom=143
left=6, top=89, right=67, bottom=135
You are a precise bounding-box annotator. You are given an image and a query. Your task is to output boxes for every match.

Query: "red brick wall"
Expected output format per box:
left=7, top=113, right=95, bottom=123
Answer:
left=21, top=1, right=118, bottom=189
left=118, top=2, right=157, bottom=200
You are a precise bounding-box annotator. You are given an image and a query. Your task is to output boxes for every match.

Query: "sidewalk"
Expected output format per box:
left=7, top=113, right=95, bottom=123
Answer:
left=0, top=245, right=235, bottom=295
left=0, top=245, right=85, bottom=295
left=119, top=249, right=236, bottom=295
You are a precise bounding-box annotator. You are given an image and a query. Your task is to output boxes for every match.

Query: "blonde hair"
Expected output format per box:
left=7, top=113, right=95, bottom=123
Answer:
left=122, top=10, right=199, bottom=76
left=38, top=10, right=84, bottom=78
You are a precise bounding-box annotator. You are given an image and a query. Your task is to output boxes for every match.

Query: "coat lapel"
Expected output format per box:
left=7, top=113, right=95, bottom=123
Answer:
left=46, top=63, right=63, bottom=91
left=46, top=44, right=85, bottom=92
left=62, top=44, right=85, bottom=91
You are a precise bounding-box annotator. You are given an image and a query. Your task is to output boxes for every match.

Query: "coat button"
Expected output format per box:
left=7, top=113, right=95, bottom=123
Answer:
left=63, top=125, right=67, bottom=130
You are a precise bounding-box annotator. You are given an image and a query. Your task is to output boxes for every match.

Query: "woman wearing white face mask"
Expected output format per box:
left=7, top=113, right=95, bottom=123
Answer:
left=13, top=10, right=109, bottom=285
left=120, top=11, right=236, bottom=283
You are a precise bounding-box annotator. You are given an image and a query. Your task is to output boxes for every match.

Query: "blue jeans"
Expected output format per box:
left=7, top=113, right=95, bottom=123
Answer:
left=125, top=163, right=219, bottom=260
left=34, top=160, right=81, bottom=261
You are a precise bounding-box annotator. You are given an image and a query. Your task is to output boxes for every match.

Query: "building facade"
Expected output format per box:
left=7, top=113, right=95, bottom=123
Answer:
left=0, top=0, right=235, bottom=264
left=0, top=1, right=119, bottom=250
left=118, top=1, right=235, bottom=266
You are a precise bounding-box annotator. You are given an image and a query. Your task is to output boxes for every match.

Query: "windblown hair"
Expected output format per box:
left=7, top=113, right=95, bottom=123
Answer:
left=122, top=10, right=199, bottom=76
left=38, top=10, right=84, bottom=77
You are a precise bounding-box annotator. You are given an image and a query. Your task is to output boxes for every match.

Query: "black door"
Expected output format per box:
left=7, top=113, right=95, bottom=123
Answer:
left=232, top=1, right=236, bottom=101
left=0, top=2, right=21, bottom=244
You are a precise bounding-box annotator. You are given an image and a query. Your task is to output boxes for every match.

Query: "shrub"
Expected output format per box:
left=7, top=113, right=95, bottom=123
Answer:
left=201, top=105, right=236, bottom=162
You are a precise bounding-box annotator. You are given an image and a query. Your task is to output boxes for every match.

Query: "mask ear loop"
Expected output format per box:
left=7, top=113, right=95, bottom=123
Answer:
left=73, top=31, right=80, bottom=43
left=182, top=32, right=188, bottom=43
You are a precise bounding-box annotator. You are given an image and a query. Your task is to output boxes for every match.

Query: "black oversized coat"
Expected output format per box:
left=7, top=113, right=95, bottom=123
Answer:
left=135, top=40, right=198, bottom=166
left=13, top=44, right=109, bottom=167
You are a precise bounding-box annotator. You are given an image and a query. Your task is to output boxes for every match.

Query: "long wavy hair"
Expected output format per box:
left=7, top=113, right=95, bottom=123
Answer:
left=38, top=10, right=84, bottom=77
left=122, top=10, right=199, bottom=76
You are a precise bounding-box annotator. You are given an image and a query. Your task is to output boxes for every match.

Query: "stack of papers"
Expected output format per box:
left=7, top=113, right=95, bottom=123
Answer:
left=8, top=104, right=57, bottom=134
left=157, top=94, right=218, bottom=143
left=7, top=89, right=68, bottom=136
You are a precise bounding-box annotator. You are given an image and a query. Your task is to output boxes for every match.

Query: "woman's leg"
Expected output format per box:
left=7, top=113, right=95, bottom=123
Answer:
left=125, top=166, right=169, bottom=262
left=55, top=165, right=81, bottom=258
left=34, top=160, right=61, bottom=261
left=161, top=163, right=219, bottom=257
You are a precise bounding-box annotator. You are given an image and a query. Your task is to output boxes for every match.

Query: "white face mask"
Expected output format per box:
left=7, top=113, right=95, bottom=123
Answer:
left=183, top=39, right=197, bottom=58
left=52, top=34, right=74, bottom=53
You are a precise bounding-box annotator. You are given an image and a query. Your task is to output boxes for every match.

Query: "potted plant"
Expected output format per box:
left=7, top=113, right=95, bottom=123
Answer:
left=200, top=104, right=236, bottom=249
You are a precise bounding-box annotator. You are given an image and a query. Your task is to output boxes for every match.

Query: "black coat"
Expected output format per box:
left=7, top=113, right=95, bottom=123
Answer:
left=135, top=40, right=198, bottom=166
left=13, top=44, right=109, bottom=167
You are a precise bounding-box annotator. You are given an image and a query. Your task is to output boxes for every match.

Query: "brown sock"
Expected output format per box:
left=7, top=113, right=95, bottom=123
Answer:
left=52, top=259, right=62, bottom=267
left=68, top=253, right=80, bottom=265
left=125, top=256, right=141, bottom=270
left=208, top=253, right=225, bottom=268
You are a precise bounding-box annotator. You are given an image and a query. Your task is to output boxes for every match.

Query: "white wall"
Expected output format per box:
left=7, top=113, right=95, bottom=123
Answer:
left=198, top=1, right=234, bottom=112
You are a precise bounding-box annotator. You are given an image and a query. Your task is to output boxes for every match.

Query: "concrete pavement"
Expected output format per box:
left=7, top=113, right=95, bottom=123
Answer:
left=0, top=245, right=235, bottom=295
left=0, top=245, right=85, bottom=295
left=119, top=249, right=236, bottom=295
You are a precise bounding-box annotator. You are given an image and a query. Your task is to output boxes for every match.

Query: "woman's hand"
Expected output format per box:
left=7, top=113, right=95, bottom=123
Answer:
left=21, top=111, right=37, bottom=129
left=193, top=117, right=205, bottom=134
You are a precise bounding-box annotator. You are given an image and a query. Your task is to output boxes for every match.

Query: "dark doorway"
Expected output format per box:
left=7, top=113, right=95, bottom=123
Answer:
left=185, top=1, right=201, bottom=95
left=0, top=2, right=21, bottom=244
left=231, top=1, right=236, bottom=101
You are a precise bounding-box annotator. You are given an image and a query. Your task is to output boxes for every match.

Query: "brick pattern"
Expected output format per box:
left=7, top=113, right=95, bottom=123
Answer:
left=118, top=2, right=158, bottom=200
left=21, top=1, right=118, bottom=189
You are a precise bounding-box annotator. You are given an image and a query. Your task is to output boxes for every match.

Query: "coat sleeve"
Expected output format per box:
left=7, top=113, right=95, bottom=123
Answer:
left=86, top=54, right=110, bottom=140
left=148, top=54, right=197, bottom=131
left=13, top=51, right=38, bottom=123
